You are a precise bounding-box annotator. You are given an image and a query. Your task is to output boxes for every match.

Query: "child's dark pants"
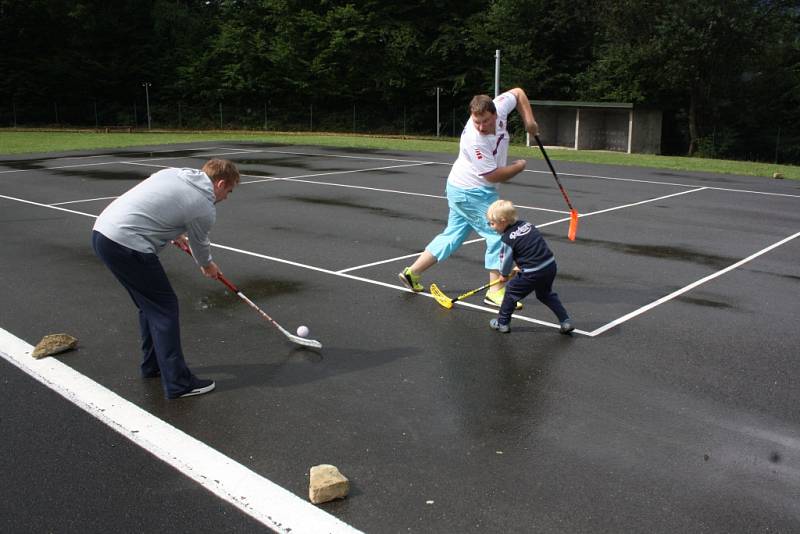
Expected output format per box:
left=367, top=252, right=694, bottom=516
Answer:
left=497, top=261, right=569, bottom=326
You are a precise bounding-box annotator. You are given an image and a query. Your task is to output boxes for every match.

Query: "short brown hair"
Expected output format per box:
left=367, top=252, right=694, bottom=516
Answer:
left=469, top=95, right=496, bottom=115
left=202, top=159, right=240, bottom=186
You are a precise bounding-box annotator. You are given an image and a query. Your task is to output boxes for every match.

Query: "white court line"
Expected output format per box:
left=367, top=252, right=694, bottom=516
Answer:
left=339, top=187, right=710, bottom=273
left=209, top=243, right=570, bottom=332
left=2, top=169, right=796, bottom=336
left=244, top=161, right=436, bottom=185
left=580, top=187, right=708, bottom=217
left=51, top=196, right=119, bottom=206
left=5, top=144, right=798, bottom=199
left=0, top=190, right=573, bottom=332
left=519, top=168, right=800, bottom=199
left=112, top=160, right=567, bottom=215
left=586, top=230, right=800, bottom=337
left=247, top=166, right=567, bottom=214
left=0, top=193, right=97, bottom=218
left=0, top=328, right=361, bottom=534
left=234, top=148, right=800, bottom=199
left=258, top=148, right=439, bottom=165
left=5, top=185, right=794, bottom=337
left=120, top=162, right=444, bottom=199
left=0, top=147, right=259, bottom=174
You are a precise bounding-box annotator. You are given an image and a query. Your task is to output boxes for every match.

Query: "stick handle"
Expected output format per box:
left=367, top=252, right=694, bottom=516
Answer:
left=171, top=241, right=323, bottom=349
left=534, top=135, right=575, bottom=211
left=171, top=239, right=238, bottom=293
left=453, top=278, right=503, bottom=302
left=216, top=273, right=239, bottom=294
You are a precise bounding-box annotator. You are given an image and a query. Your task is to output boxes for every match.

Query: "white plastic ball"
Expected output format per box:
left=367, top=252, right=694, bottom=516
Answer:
left=296, top=325, right=310, bottom=338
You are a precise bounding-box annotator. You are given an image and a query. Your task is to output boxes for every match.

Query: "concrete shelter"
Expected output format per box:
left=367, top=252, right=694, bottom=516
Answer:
left=529, top=100, right=662, bottom=154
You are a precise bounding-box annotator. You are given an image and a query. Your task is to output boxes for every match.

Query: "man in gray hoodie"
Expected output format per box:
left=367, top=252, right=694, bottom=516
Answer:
left=92, top=159, right=240, bottom=399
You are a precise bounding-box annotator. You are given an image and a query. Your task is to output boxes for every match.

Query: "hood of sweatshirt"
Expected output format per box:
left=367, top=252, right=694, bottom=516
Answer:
left=175, top=167, right=215, bottom=203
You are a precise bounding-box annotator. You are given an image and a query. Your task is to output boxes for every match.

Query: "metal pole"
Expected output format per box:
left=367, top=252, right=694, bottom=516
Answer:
left=494, top=50, right=500, bottom=97
left=436, top=87, right=440, bottom=137
left=142, top=82, right=152, bottom=130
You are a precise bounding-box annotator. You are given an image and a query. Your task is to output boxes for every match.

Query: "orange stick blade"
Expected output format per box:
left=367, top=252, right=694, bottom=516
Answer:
left=568, top=210, right=579, bottom=241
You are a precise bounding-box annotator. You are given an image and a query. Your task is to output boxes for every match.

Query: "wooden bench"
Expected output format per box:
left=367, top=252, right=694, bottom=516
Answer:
left=98, top=125, right=135, bottom=133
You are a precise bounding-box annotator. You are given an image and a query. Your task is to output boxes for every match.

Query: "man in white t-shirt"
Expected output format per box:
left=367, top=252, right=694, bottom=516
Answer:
left=399, top=88, right=539, bottom=307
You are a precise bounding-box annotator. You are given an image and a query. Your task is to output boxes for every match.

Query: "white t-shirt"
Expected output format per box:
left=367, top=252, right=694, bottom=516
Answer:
left=447, top=91, right=517, bottom=189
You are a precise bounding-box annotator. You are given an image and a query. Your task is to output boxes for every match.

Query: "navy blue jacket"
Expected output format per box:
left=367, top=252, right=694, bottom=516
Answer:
left=499, top=220, right=555, bottom=276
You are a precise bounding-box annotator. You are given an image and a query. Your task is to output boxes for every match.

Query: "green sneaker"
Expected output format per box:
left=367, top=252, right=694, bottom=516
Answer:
left=398, top=267, right=423, bottom=292
left=483, top=288, right=523, bottom=310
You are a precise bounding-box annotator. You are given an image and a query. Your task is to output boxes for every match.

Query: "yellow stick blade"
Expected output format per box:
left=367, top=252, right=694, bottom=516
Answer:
left=429, top=284, right=454, bottom=309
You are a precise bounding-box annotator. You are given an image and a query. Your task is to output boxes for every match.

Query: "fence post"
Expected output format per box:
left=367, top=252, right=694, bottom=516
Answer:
left=436, top=87, right=440, bottom=137
left=142, top=82, right=152, bottom=130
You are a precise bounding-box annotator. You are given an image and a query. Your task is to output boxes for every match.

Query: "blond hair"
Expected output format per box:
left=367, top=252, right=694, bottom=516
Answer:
left=487, top=199, right=517, bottom=224
left=202, top=159, right=240, bottom=186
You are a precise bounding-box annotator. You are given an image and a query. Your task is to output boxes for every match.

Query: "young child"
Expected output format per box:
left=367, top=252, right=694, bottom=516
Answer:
left=486, top=199, right=574, bottom=334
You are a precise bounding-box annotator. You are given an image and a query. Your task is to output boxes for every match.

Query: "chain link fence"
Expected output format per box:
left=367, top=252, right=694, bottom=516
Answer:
left=1, top=92, right=542, bottom=148
left=1, top=96, right=470, bottom=136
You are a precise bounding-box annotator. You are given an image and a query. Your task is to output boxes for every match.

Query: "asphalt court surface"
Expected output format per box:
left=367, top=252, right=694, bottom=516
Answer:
left=1, top=142, right=799, bottom=532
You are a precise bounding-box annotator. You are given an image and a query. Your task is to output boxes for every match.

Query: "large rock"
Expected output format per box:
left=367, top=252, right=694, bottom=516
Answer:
left=31, top=333, right=78, bottom=359
left=308, top=464, right=349, bottom=504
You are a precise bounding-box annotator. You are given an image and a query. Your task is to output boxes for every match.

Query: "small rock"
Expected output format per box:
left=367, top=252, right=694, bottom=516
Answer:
left=309, top=464, right=349, bottom=504
left=773, top=172, right=784, bottom=179
left=32, top=333, right=78, bottom=359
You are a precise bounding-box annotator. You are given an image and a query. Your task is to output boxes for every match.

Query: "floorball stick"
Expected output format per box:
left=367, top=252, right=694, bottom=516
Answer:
left=429, top=278, right=503, bottom=309
left=172, top=240, right=322, bottom=349
left=534, top=134, right=579, bottom=241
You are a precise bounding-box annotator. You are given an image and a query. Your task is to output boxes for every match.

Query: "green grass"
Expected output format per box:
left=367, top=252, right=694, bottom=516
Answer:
left=1, top=128, right=797, bottom=180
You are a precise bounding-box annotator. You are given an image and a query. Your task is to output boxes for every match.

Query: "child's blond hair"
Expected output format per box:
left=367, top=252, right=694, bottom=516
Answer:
left=487, top=199, right=517, bottom=224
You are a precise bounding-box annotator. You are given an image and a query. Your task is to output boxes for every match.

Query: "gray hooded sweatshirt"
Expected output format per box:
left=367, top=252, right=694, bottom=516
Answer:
left=93, top=167, right=216, bottom=265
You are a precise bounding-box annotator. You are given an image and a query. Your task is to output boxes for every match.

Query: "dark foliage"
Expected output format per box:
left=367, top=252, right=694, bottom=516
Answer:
left=1, top=0, right=797, bottom=161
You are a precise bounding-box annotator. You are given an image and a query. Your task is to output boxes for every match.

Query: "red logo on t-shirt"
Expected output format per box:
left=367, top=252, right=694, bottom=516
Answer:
left=474, top=148, right=483, bottom=160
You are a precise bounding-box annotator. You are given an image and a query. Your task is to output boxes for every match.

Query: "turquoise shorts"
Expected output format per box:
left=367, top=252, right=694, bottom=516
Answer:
left=425, top=183, right=501, bottom=269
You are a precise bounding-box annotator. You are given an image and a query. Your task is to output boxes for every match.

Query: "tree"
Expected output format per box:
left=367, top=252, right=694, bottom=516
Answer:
left=578, top=0, right=774, bottom=156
